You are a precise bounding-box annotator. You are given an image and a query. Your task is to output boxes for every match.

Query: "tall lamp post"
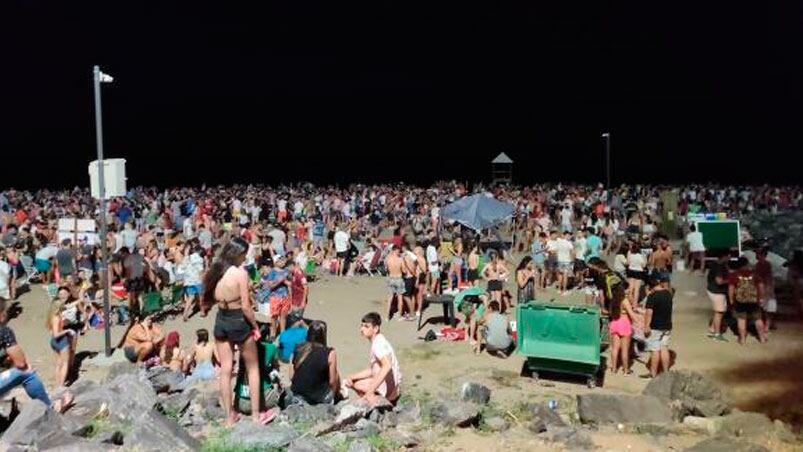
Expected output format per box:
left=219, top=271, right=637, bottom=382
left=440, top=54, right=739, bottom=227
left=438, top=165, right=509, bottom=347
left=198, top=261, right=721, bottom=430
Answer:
left=93, top=65, right=114, bottom=356
left=602, top=132, right=611, bottom=189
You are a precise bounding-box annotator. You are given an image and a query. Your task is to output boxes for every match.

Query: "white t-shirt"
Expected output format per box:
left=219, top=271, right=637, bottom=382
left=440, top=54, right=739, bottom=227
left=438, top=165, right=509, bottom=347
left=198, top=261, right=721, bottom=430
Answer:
left=643, top=223, right=656, bottom=235
left=613, top=254, right=628, bottom=273
left=268, top=229, right=287, bottom=255
left=121, top=228, right=137, bottom=250
left=370, top=333, right=401, bottom=399
left=178, top=253, right=205, bottom=286
left=294, top=201, right=304, bottom=216
left=334, top=230, right=350, bottom=253
left=426, top=245, right=439, bottom=272
left=431, top=206, right=440, bottom=219
left=183, top=220, right=194, bottom=239
left=560, top=209, right=572, bottom=226
left=35, top=244, right=59, bottom=261
left=627, top=252, right=647, bottom=272
left=0, top=260, right=10, bottom=299
left=686, top=231, right=705, bottom=253
left=555, top=238, right=574, bottom=264
left=574, top=237, right=587, bottom=261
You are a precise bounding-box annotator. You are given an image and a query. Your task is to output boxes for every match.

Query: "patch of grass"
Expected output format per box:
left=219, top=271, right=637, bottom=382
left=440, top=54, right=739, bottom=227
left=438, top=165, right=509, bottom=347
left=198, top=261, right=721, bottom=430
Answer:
left=399, top=343, right=442, bottom=362
left=201, top=428, right=282, bottom=452
left=330, top=438, right=351, bottom=452
left=507, top=401, right=535, bottom=424
left=365, top=433, right=398, bottom=451
left=160, top=405, right=183, bottom=422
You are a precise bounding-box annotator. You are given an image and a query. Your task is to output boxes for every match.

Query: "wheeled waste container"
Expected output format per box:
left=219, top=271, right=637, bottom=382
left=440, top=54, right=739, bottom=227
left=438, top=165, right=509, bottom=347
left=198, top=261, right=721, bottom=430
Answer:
left=517, top=301, right=602, bottom=387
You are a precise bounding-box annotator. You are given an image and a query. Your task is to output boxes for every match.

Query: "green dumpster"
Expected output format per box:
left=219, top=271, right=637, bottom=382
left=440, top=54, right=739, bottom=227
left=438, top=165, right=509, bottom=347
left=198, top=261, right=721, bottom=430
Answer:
left=517, top=301, right=602, bottom=387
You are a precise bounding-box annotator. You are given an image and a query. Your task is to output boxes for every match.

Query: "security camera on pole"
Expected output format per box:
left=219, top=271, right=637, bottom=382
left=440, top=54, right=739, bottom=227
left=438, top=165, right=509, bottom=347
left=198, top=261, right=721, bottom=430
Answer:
left=90, top=66, right=126, bottom=357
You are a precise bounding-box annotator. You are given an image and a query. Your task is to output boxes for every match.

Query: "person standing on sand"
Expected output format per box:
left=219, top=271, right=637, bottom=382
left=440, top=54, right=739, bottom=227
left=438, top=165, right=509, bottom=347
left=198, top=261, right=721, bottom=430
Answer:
left=401, top=243, right=418, bottom=321
left=467, top=243, right=481, bottom=287
left=642, top=276, right=673, bottom=378
left=385, top=246, right=407, bottom=320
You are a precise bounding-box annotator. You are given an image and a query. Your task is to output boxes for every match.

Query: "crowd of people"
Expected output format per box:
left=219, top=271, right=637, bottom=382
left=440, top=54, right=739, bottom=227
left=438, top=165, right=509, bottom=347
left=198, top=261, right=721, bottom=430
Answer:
left=0, top=182, right=800, bottom=422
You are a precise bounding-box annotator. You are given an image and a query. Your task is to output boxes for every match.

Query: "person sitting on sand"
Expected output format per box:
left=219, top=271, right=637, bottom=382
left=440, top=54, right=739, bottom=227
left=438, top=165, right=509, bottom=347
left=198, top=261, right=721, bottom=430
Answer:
left=344, top=312, right=401, bottom=404
left=122, top=314, right=165, bottom=363
left=475, top=300, right=515, bottom=357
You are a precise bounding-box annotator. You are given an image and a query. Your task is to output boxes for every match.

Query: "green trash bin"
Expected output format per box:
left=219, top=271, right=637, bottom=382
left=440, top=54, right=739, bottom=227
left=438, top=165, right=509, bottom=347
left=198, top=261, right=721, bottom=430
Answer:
left=234, top=340, right=281, bottom=414
left=517, top=301, right=602, bottom=387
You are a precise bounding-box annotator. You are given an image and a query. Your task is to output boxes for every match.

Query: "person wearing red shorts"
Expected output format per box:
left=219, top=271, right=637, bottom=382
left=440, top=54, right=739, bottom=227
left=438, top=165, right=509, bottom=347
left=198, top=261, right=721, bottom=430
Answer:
left=267, top=255, right=291, bottom=338
left=608, top=284, right=636, bottom=375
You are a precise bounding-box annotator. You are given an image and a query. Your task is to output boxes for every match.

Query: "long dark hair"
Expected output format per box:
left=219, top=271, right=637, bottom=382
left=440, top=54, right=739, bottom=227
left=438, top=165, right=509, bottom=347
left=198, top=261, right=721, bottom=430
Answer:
left=202, top=237, right=248, bottom=309
left=517, top=256, right=533, bottom=272
left=610, top=283, right=625, bottom=320
left=294, top=320, right=329, bottom=370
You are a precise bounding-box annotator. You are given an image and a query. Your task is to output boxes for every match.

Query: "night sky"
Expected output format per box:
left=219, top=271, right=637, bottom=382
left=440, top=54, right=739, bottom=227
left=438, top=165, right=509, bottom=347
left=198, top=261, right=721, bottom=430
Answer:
left=2, top=1, right=801, bottom=189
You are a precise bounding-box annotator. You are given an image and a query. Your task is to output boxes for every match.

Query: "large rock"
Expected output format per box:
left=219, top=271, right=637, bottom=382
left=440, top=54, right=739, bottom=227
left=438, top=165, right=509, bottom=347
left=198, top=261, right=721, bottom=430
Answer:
left=484, top=416, right=509, bottom=432
left=145, top=366, right=185, bottom=394
left=539, top=425, right=595, bottom=450
left=384, top=429, right=420, bottom=448
left=528, top=403, right=566, bottom=433
left=577, top=394, right=673, bottom=425
left=0, top=401, right=73, bottom=450
left=231, top=422, right=300, bottom=449
left=428, top=400, right=481, bottom=428
left=642, top=370, right=730, bottom=418
left=288, top=437, right=335, bottom=452
left=281, top=403, right=338, bottom=425
left=157, top=388, right=197, bottom=418
left=125, top=408, right=200, bottom=451
left=70, top=373, right=157, bottom=424
left=710, top=411, right=774, bottom=438
left=685, top=437, right=769, bottom=452
left=347, top=418, right=380, bottom=439
left=103, top=361, right=138, bottom=383
left=348, top=439, right=376, bottom=452
left=42, top=442, right=119, bottom=452
left=312, top=400, right=374, bottom=436
left=460, top=382, right=491, bottom=405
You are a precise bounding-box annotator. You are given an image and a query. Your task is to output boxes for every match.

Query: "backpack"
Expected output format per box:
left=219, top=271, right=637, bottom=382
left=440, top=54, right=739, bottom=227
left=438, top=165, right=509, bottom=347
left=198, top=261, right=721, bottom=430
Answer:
left=734, top=274, right=759, bottom=303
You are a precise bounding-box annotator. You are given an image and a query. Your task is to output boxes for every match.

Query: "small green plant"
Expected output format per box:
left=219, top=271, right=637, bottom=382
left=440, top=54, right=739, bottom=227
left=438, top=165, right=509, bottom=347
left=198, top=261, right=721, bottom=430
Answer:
left=200, top=428, right=281, bottom=452
left=365, top=434, right=398, bottom=451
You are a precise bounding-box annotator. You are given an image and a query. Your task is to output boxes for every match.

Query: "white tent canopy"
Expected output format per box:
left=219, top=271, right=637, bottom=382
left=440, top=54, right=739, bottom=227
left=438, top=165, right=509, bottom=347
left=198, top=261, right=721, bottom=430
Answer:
left=491, top=152, right=513, bottom=164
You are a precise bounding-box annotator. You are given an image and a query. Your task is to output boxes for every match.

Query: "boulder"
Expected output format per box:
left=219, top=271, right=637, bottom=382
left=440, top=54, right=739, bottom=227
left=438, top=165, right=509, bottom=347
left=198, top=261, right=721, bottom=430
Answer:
left=42, top=442, right=119, bottom=452
left=384, top=429, right=420, bottom=448
left=231, top=422, right=300, bottom=449
left=288, top=437, right=335, bottom=452
left=157, top=388, right=196, bottom=418
left=642, top=370, right=730, bottom=418
left=313, top=400, right=374, bottom=436
left=710, top=411, right=774, bottom=439
left=347, top=418, right=380, bottom=439
left=145, top=366, right=185, bottom=394
left=125, top=408, right=200, bottom=451
left=102, top=361, right=138, bottom=383
left=539, top=425, right=595, bottom=450
left=70, top=373, right=157, bottom=424
left=428, top=400, right=481, bottom=428
left=282, top=403, right=338, bottom=425
left=577, top=394, right=673, bottom=425
left=528, top=403, right=566, bottom=433
left=460, top=382, right=491, bottom=405
left=0, top=401, right=73, bottom=450
left=348, top=439, right=376, bottom=452
left=484, top=416, right=509, bottom=432
left=685, top=437, right=769, bottom=452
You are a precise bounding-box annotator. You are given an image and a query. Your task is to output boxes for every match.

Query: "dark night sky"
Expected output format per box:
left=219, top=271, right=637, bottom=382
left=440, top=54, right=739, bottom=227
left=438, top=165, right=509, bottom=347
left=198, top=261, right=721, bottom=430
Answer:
left=2, top=1, right=801, bottom=189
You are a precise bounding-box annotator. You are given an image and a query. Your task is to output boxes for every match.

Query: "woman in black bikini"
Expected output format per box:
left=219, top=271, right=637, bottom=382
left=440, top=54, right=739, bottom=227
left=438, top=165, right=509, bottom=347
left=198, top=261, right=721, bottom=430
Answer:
left=202, top=237, right=275, bottom=426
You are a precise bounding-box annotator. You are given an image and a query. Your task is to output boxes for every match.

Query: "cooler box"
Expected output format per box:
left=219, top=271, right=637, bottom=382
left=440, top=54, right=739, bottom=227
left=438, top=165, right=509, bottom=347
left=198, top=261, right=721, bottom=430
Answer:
left=517, top=301, right=602, bottom=386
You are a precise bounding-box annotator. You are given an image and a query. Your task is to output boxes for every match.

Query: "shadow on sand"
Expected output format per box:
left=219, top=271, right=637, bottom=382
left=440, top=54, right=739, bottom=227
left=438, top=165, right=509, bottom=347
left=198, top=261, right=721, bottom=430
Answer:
left=711, top=347, right=803, bottom=431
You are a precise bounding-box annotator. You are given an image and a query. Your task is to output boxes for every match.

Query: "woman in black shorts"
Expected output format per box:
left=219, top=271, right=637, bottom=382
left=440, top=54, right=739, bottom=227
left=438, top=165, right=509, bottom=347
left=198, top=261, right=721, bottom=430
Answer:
left=202, top=237, right=276, bottom=426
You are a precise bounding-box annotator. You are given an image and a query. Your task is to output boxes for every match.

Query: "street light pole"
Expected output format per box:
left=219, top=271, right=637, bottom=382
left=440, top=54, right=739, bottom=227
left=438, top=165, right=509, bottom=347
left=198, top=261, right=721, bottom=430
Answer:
left=93, top=65, right=112, bottom=357
left=602, top=132, right=611, bottom=189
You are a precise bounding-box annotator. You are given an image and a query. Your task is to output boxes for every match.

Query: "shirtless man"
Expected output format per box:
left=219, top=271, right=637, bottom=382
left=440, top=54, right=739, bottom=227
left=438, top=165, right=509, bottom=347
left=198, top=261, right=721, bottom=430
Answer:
left=467, top=244, right=481, bottom=287
left=650, top=238, right=673, bottom=283
left=180, top=328, right=217, bottom=387
left=413, top=246, right=427, bottom=318
left=400, top=244, right=418, bottom=321
left=385, top=247, right=406, bottom=321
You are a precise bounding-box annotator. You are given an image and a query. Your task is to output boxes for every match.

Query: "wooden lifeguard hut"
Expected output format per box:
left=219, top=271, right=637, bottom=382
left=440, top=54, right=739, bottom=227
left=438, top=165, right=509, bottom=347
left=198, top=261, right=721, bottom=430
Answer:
left=491, top=152, right=513, bottom=184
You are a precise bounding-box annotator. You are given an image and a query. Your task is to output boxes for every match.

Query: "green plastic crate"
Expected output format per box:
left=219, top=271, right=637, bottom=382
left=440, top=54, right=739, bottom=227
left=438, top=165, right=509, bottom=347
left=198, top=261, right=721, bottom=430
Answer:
left=517, top=301, right=601, bottom=383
